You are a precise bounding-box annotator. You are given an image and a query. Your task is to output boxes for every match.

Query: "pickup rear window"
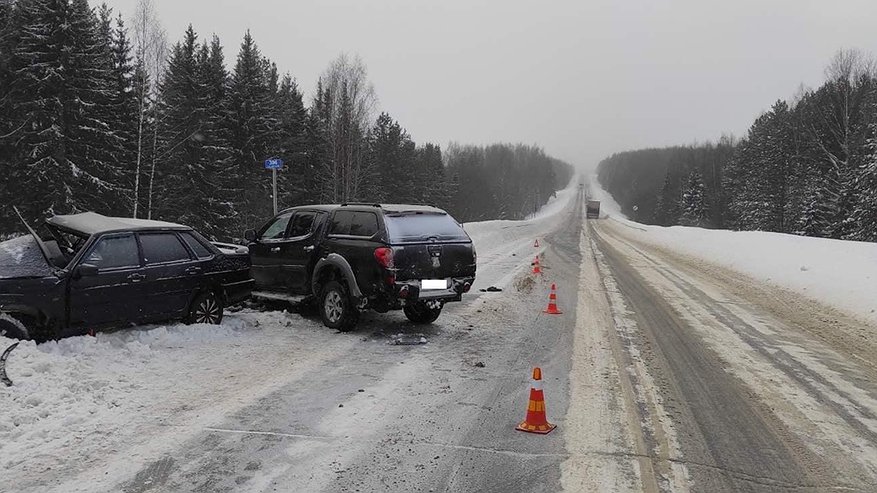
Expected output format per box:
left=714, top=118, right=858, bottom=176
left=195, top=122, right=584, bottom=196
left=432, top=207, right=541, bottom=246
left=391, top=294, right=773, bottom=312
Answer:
left=384, top=213, right=469, bottom=242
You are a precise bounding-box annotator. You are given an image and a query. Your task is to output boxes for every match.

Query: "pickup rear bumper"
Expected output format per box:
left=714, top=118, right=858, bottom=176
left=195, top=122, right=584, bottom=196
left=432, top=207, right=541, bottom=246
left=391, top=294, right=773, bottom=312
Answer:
left=394, top=277, right=475, bottom=303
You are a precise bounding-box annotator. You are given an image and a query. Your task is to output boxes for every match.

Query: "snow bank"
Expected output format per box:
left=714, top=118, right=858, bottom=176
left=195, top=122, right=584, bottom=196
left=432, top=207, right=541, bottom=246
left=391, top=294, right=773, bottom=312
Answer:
left=0, top=316, right=257, bottom=468
left=590, top=177, right=877, bottom=324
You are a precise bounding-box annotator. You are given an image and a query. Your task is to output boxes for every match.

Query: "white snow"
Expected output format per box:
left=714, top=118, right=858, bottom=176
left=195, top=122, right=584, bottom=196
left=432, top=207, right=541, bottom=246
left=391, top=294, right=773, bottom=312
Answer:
left=0, top=310, right=358, bottom=492
left=589, top=175, right=877, bottom=325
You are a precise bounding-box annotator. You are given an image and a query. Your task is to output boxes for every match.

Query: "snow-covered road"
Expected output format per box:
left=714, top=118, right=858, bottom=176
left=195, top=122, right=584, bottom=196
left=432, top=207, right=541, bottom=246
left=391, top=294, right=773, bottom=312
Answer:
left=3, top=179, right=877, bottom=492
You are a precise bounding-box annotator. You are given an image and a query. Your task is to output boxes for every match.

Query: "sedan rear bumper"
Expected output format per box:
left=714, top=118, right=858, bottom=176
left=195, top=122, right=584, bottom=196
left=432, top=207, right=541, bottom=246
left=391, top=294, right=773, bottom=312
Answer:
left=223, top=278, right=255, bottom=305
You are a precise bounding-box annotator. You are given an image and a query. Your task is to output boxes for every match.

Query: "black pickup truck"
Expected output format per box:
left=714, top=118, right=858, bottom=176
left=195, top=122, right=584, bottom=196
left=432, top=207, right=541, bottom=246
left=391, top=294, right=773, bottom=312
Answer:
left=0, top=212, right=253, bottom=341
left=245, top=204, right=477, bottom=331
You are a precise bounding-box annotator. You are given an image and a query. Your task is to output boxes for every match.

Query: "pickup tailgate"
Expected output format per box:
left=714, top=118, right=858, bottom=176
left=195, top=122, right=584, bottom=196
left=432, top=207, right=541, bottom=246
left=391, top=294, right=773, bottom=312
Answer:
left=383, top=212, right=476, bottom=281
left=392, top=241, right=476, bottom=280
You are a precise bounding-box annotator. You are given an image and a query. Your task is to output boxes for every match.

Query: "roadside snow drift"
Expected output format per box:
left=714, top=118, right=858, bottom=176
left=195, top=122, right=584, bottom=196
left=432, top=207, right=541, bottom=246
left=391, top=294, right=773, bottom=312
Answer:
left=590, top=176, right=877, bottom=325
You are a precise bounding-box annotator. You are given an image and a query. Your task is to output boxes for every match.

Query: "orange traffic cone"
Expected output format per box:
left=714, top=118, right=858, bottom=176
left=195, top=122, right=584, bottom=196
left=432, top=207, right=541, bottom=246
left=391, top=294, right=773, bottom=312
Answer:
left=543, top=283, right=562, bottom=314
left=532, top=256, right=542, bottom=274
left=534, top=239, right=540, bottom=248
left=516, top=367, right=556, bottom=434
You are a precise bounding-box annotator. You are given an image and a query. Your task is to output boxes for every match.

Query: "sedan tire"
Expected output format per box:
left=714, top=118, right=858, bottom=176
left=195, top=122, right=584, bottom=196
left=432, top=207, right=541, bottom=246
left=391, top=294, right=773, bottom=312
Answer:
left=186, top=291, right=224, bottom=325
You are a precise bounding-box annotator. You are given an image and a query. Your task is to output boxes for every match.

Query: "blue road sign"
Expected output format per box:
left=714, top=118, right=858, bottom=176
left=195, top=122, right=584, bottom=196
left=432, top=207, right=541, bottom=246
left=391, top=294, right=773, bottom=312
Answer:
left=265, top=158, right=283, bottom=170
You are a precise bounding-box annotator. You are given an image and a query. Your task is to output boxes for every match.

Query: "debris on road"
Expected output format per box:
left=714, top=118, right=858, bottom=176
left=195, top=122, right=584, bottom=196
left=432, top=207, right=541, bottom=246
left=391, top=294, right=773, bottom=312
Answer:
left=1, top=341, right=19, bottom=387
left=388, top=333, right=428, bottom=345
left=474, top=361, right=485, bottom=368
left=479, top=286, right=503, bottom=292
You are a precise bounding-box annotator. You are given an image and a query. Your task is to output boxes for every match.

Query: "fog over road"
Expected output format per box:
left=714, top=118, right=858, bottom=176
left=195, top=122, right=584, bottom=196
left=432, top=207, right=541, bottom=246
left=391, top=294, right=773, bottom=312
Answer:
left=12, top=184, right=876, bottom=493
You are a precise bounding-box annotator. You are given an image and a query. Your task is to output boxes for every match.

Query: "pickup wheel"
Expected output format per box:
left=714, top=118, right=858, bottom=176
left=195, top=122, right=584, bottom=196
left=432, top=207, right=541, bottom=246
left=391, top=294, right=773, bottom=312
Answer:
left=403, top=301, right=443, bottom=324
left=186, top=291, right=224, bottom=325
left=320, top=280, right=359, bottom=332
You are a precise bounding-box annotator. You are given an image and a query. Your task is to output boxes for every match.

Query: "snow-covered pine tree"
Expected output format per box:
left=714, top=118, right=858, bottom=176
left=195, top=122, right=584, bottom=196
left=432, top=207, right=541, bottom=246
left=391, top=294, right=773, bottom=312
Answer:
left=154, top=26, right=208, bottom=226
left=306, top=80, right=335, bottom=203
left=680, top=168, right=708, bottom=227
left=275, top=74, right=311, bottom=207
left=654, top=168, right=681, bottom=226
left=0, top=0, right=14, bottom=231
left=848, top=128, right=877, bottom=241
left=368, top=112, right=416, bottom=203
left=195, top=35, right=235, bottom=239
left=3, top=0, right=125, bottom=222
left=152, top=27, right=235, bottom=238
left=414, top=143, right=447, bottom=207
left=225, top=30, right=278, bottom=233
left=108, top=12, right=140, bottom=217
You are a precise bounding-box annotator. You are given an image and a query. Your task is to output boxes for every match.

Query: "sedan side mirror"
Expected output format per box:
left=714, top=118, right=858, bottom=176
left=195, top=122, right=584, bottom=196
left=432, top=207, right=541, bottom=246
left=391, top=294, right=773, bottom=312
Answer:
left=244, top=229, right=257, bottom=242
left=74, top=263, right=99, bottom=279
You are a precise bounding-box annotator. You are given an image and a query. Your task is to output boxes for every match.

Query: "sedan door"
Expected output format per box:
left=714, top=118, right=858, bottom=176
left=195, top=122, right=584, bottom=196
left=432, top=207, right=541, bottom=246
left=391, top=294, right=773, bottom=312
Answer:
left=68, top=233, right=145, bottom=330
left=136, top=232, right=200, bottom=322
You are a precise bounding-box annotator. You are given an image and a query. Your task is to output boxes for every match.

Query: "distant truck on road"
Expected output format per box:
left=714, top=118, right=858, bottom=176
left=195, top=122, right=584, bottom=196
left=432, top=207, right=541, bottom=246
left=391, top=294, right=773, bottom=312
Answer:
left=586, top=200, right=601, bottom=219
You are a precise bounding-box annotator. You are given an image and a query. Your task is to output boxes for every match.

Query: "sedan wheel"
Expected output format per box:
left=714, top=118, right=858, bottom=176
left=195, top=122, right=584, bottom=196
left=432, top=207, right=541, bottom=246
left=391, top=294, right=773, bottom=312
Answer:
left=187, top=292, right=224, bottom=325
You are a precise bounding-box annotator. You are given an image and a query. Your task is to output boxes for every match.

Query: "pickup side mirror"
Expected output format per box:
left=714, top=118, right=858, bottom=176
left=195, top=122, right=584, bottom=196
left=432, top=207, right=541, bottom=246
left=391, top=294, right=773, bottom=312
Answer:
left=244, top=229, right=257, bottom=242
left=74, top=263, right=99, bottom=279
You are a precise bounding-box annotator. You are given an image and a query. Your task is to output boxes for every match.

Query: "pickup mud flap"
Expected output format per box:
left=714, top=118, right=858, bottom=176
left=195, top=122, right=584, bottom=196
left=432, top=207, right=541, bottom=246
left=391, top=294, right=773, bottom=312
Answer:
left=1, top=342, right=19, bottom=387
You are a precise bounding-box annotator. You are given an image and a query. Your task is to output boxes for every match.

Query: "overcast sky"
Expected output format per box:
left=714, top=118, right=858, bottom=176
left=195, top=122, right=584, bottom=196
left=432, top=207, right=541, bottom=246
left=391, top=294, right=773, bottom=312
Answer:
left=104, top=0, right=877, bottom=170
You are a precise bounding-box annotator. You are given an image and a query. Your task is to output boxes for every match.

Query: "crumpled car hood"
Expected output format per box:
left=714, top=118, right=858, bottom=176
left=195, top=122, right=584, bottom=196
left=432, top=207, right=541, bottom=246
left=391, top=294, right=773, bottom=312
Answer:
left=0, top=236, right=53, bottom=279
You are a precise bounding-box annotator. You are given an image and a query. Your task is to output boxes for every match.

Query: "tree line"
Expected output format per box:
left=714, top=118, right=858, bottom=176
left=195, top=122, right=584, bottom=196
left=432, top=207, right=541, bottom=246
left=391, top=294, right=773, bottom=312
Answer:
left=597, top=49, right=877, bottom=242
left=0, top=0, right=572, bottom=240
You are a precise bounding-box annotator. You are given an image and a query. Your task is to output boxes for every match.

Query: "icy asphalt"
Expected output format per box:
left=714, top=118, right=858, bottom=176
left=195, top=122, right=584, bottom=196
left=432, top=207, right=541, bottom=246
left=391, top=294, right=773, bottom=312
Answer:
left=4, top=183, right=877, bottom=492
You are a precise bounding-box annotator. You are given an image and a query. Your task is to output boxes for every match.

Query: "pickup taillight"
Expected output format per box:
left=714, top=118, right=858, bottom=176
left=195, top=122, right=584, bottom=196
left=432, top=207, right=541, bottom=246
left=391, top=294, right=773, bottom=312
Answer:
left=374, top=247, right=394, bottom=269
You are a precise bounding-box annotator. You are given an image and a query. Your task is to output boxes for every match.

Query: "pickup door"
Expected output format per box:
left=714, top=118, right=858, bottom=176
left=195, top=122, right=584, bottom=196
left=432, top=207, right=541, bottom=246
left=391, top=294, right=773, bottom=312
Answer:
left=384, top=212, right=476, bottom=281
left=250, top=210, right=325, bottom=294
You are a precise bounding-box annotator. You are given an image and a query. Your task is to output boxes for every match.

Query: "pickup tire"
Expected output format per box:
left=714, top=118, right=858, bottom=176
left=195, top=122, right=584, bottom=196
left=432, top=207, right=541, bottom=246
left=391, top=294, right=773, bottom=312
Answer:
left=185, top=291, right=224, bottom=325
left=403, top=301, right=443, bottom=324
left=320, top=280, right=358, bottom=332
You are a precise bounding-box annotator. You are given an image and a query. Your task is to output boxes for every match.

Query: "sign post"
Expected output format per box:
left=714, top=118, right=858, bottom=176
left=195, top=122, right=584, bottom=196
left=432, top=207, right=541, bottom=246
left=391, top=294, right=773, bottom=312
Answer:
left=264, top=158, right=284, bottom=215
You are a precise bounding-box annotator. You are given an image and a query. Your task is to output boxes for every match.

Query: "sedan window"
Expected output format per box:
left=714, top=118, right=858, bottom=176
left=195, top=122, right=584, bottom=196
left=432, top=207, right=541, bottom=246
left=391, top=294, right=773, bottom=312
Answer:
left=86, top=234, right=140, bottom=270
left=140, top=233, right=191, bottom=265
left=261, top=212, right=292, bottom=240
left=181, top=232, right=213, bottom=259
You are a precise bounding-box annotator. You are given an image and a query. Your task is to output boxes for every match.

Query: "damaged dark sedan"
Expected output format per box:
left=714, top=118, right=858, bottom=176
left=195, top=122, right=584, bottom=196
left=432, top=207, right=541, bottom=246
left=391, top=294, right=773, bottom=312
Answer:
left=0, top=212, right=253, bottom=341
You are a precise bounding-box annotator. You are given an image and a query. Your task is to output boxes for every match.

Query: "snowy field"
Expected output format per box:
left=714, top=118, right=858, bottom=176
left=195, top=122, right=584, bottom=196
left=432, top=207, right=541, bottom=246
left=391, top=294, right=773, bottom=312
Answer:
left=589, top=176, right=877, bottom=325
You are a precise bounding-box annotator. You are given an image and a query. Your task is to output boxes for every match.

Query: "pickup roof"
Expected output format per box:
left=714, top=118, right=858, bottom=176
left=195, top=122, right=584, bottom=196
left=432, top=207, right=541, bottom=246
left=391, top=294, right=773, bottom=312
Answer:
left=246, top=204, right=477, bottom=331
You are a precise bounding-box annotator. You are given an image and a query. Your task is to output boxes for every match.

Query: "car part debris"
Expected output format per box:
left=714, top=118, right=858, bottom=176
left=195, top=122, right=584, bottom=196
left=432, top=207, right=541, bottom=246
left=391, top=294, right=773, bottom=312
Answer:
left=1, top=342, right=20, bottom=387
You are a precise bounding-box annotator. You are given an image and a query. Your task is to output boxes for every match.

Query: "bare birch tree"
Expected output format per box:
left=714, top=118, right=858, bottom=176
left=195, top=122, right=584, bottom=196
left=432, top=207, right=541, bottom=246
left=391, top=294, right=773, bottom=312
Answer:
left=130, top=0, right=166, bottom=218
left=317, top=54, right=377, bottom=202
